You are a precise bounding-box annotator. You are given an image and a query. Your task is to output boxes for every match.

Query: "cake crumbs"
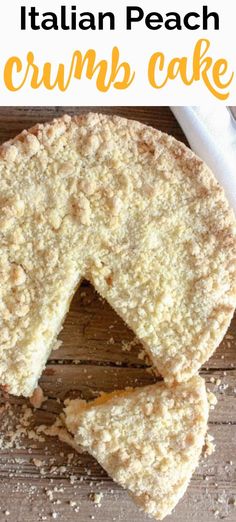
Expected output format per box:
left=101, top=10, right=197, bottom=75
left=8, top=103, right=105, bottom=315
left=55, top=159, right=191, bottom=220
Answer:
left=0, top=402, right=45, bottom=450
left=90, top=492, right=104, bottom=506
left=219, top=383, right=229, bottom=393
left=46, top=490, right=54, bottom=501
left=53, top=340, right=63, bottom=351
left=30, top=386, right=47, bottom=409
left=204, top=434, right=215, bottom=457
left=32, top=458, right=44, bottom=468
left=207, top=391, right=217, bottom=407
left=121, top=337, right=139, bottom=353
left=41, top=418, right=83, bottom=453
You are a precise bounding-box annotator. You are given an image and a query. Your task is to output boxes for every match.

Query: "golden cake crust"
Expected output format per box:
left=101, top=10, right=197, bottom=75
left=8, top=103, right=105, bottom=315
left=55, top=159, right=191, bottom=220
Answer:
left=65, top=376, right=209, bottom=520
left=0, top=113, right=236, bottom=395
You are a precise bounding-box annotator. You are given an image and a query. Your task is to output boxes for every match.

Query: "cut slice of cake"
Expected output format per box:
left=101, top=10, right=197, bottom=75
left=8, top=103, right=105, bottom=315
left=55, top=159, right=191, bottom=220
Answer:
left=65, top=376, right=209, bottom=520
left=0, top=113, right=236, bottom=396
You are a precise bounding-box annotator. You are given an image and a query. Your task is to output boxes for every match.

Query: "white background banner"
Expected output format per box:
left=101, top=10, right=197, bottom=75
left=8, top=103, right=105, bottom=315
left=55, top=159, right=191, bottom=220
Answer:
left=0, top=0, right=235, bottom=105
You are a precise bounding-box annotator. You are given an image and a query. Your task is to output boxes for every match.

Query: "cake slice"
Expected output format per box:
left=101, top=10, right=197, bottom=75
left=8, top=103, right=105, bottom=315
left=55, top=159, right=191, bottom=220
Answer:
left=0, top=113, right=235, bottom=396
left=65, top=376, right=209, bottom=520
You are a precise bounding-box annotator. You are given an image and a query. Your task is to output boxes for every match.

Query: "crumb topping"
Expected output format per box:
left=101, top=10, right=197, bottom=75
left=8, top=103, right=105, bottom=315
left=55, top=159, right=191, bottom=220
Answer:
left=0, top=113, right=236, bottom=396
left=65, top=375, right=209, bottom=520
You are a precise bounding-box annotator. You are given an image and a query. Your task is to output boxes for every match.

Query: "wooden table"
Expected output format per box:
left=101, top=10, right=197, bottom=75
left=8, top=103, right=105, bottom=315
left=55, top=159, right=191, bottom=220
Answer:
left=0, top=107, right=235, bottom=522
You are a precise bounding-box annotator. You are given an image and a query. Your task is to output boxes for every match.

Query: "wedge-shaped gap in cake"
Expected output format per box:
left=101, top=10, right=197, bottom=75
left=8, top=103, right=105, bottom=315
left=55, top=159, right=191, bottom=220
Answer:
left=39, top=279, right=156, bottom=402
left=50, top=279, right=153, bottom=367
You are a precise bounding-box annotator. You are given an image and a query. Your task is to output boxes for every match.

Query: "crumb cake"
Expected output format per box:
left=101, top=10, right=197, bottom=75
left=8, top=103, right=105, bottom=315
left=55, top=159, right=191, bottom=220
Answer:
left=0, top=113, right=235, bottom=396
left=65, top=376, right=209, bottom=520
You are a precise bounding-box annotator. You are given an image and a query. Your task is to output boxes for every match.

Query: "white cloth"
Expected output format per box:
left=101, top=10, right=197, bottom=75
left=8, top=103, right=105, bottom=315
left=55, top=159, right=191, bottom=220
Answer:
left=171, top=106, right=236, bottom=215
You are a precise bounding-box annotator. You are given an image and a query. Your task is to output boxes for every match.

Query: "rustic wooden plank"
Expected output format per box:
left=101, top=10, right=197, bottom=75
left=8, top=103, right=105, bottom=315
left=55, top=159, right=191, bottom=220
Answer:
left=0, top=425, right=235, bottom=522
left=0, top=106, right=235, bottom=522
left=0, top=106, right=187, bottom=145
left=1, top=366, right=236, bottom=425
